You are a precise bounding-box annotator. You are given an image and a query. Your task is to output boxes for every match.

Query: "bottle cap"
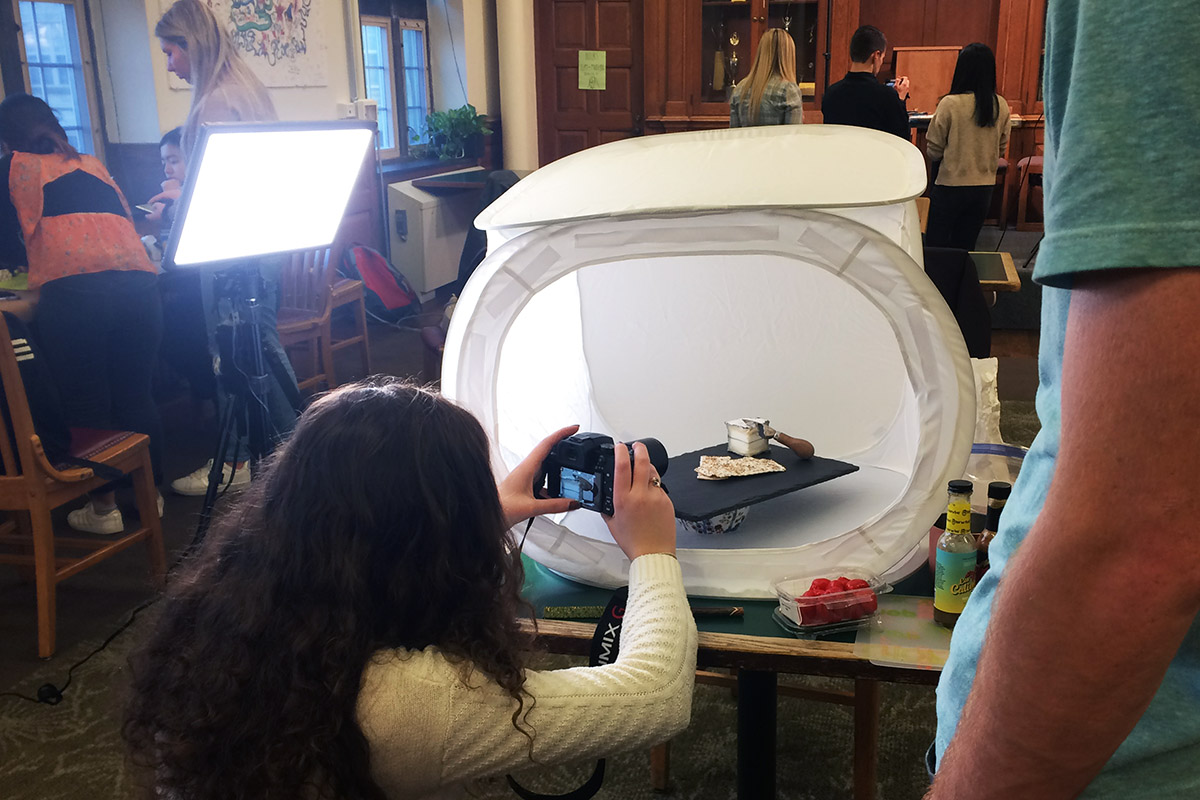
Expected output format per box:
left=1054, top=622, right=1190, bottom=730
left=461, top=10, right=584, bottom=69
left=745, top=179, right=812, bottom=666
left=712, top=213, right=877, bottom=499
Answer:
left=948, top=479, right=972, bottom=494
left=987, top=481, right=1012, bottom=499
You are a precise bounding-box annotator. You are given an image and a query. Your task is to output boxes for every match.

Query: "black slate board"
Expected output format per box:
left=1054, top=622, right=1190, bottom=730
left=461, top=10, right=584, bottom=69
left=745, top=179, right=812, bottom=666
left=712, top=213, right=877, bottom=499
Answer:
left=665, top=443, right=859, bottom=521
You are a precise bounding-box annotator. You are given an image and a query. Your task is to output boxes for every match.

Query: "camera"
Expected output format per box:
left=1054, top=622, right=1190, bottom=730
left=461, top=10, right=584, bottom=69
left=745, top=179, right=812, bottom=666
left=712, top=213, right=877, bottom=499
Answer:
left=542, top=432, right=669, bottom=515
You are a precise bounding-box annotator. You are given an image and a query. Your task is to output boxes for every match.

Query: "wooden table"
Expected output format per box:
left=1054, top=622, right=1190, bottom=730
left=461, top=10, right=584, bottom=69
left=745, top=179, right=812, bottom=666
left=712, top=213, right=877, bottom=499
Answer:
left=969, top=250, right=1022, bottom=294
left=0, top=289, right=38, bottom=323
left=522, top=557, right=945, bottom=800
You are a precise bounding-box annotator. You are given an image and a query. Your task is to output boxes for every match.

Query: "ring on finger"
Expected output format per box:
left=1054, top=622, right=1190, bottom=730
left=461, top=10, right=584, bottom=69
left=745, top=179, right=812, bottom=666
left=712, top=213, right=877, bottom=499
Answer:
left=650, top=476, right=662, bottom=488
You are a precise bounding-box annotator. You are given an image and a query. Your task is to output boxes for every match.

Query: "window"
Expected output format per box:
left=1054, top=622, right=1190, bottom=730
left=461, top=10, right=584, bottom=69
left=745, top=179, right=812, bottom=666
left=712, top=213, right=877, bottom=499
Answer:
left=361, top=16, right=398, bottom=158
left=360, top=15, right=431, bottom=160
left=18, top=0, right=97, bottom=154
left=397, top=20, right=430, bottom=147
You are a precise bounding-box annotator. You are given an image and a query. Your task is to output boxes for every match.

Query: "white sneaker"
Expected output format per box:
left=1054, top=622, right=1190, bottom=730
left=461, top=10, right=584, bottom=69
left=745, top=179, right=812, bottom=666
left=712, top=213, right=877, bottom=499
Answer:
left=67, top=502, right=124, bottom=535
left=170, top=460, right=251, bottom=497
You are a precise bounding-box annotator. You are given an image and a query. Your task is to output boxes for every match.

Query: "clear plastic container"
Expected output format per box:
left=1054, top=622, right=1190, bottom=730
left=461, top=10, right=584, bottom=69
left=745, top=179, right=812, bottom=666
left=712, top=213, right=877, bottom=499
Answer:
left=773, top=568, right=893, bottom=636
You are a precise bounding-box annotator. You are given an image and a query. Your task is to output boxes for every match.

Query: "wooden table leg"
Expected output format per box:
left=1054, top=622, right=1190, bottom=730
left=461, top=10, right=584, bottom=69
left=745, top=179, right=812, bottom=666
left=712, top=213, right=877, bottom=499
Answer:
left=650, top=742, right=670, bottom=792
left=854, top=678, right=881, bottom=800
left=737, top=668, right=777, bottom=800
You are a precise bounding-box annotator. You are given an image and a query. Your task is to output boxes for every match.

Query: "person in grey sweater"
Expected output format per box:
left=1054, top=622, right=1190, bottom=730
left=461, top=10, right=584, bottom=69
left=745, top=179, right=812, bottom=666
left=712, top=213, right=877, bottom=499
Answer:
left=925, top=43, right=1012, bottom=251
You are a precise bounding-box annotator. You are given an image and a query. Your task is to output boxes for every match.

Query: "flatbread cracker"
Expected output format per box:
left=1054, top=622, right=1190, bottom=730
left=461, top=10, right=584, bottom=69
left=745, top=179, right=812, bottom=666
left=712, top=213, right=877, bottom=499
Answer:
left=695, top=455, right=786, bottom=480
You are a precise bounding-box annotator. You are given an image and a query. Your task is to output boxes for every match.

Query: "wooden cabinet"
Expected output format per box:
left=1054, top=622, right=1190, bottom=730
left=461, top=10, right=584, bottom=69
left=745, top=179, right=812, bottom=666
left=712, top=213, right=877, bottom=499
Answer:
left=695, top=1, right=819, bottom=106
left=892, top=45, right=961, bottom=115
left=644, top=0, right=857, bottom=133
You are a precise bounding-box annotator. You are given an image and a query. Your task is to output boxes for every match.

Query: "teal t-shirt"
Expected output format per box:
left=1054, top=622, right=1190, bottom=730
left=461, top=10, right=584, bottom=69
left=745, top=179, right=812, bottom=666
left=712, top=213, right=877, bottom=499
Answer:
left=935, top=3, right=1200, bottom=796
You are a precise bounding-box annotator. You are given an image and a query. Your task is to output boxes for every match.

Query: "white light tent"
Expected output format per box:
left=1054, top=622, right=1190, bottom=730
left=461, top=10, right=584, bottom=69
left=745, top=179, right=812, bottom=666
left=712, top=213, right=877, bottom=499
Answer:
left=443, top=125, right=974, bottom=598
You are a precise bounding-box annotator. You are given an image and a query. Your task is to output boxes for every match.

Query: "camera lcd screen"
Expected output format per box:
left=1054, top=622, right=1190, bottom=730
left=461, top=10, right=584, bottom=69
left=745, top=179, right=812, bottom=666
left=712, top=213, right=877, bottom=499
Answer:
left=558, top=468, right=598, bottom=506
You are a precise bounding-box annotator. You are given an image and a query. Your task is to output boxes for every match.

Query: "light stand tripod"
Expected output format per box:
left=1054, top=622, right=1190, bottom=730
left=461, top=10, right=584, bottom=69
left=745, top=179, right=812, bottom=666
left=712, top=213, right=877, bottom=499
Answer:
left=192, top=263, right=302, bottom=546
left=160, top=120, right=376, bottom=549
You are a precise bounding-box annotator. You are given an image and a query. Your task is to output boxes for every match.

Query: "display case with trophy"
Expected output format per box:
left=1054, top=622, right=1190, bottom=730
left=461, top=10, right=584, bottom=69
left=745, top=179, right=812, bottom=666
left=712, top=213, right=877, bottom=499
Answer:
left=647, top=0, right=826, bottom=132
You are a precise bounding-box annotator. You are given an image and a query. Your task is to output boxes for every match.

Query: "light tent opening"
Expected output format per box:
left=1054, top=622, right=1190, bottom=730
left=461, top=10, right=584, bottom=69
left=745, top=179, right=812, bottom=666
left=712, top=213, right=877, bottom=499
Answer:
left=444, top=127, right=974, bottom=598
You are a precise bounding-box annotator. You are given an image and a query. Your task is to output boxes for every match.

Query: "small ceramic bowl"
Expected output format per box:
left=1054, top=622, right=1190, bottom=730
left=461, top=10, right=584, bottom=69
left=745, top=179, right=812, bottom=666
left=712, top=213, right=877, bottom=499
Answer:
left=680, top=506, right=748, bottom=535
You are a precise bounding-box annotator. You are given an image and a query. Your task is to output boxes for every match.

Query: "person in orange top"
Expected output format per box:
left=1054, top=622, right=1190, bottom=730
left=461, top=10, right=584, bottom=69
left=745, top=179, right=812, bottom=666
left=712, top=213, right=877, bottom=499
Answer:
left=0, top=93, right=163, bottom=534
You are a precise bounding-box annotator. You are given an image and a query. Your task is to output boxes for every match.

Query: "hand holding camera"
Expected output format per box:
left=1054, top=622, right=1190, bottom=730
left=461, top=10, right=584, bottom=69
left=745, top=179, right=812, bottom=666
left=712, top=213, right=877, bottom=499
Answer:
left=603, top=440, right=677, bottom=559
left=540, top=432, right=676, bottom=560
left=498, top=424, right=583, bottom=529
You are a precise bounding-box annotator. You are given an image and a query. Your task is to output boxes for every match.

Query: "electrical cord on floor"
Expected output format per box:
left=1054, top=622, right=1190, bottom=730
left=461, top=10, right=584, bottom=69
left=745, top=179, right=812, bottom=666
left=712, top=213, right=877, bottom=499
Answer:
left=0, top=595, right=158, bottom=706
left=365, top=307, right=424, bottom=332
left=1, top=500, right=206, bottom=708
left=1021, top=235, right=1044, bottom=270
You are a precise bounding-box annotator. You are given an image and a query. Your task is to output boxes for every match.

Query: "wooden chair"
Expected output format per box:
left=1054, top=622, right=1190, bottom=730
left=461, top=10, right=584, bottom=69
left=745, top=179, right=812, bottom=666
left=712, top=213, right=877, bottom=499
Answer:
left=0, top=314, right=166, bottom=658
left=1016, top=156, right=1045, bottom=232
left=278, top=242, right=342, bottom=392
left=330, top=277, right=372, bottom=381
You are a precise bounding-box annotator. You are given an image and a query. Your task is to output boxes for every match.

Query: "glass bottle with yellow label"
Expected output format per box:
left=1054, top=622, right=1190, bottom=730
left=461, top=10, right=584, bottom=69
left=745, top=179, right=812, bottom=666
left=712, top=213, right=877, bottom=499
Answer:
left=934, top=479, right=977, bottom=628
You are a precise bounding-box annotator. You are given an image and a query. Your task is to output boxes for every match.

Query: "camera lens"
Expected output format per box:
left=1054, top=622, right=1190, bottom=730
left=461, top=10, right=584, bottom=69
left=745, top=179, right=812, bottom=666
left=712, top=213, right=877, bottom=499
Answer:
left=631, top=438, right=669, bottom=477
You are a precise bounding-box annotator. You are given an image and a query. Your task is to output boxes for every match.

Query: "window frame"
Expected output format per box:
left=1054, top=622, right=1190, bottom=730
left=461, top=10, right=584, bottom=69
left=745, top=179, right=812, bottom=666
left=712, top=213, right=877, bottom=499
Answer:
left=359, top=12, right=433, bottom=163
left=395, top=18, right=431, bottom=150
left=13, top=0, right=104, bottom=159
left=360, top=14, right=400, bottom=160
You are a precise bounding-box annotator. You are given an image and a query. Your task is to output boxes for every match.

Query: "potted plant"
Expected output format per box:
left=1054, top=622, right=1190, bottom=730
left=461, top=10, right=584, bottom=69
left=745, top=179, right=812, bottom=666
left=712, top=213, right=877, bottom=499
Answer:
left=416, top=104, right=493, bottom=160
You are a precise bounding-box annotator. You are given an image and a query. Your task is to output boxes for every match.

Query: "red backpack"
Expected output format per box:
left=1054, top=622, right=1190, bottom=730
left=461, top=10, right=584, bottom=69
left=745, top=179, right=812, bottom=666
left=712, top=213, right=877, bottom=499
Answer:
left=339, top=245, right=419, bottom=323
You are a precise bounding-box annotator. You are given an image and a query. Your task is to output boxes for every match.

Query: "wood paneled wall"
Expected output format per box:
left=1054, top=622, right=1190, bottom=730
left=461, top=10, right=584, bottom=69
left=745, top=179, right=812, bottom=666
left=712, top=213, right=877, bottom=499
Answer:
left=859, top=0, right=1000, bottom=51
left=995, top=0, right=1045, bottom=114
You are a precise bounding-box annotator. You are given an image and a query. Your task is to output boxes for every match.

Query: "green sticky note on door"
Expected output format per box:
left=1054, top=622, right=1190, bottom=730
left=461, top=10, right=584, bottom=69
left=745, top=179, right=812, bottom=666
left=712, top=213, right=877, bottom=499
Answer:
left=579, top=50, right=606, bottom=90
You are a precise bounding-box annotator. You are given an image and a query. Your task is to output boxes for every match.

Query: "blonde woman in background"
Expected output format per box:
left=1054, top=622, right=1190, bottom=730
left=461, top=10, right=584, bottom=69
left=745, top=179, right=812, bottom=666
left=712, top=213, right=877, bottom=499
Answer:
left=153, top=0, right=300, bottom=499
left=154, top=0, right=276, bottom=156
left=729, top=28, right=804, bottom=127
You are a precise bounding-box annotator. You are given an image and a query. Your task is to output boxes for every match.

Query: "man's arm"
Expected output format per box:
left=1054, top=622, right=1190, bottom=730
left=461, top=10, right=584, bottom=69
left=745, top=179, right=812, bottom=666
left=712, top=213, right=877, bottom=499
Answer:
left=889, top=94, right=910, bottom=139
left=889, top=79, right=911, bottom=139
left=929, top=266, right=1200, bottom=799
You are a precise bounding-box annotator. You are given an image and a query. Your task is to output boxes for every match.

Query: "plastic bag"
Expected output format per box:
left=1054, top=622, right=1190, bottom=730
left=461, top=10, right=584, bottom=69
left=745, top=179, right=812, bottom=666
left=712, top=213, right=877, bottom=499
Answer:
left=971, top=357, right=1003, bottom=445
left=928, top=443, right=1027, bottom=573
left=964, top=442, right=1027, bottom=513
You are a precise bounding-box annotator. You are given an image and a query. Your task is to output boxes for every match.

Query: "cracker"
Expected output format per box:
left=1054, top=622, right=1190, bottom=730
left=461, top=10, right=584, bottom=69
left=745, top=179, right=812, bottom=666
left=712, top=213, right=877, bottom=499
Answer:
left=695, top=455, right=786, bottom=480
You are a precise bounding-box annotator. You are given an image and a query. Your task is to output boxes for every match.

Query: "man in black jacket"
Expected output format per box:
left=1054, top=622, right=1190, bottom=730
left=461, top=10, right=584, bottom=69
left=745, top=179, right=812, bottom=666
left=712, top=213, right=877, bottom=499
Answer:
left=822, top=25, right=911, bottom=139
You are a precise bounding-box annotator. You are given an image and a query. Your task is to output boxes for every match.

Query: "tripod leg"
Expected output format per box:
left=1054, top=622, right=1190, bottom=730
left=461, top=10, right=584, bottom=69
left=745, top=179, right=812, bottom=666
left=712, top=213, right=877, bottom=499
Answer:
left=193, top=386, right=240, bottom=546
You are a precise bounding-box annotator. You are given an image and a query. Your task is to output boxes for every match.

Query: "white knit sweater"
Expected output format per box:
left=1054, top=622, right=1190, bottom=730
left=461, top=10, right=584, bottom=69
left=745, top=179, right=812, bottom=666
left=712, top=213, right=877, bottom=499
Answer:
left=356, top=554, right=698, bottom=799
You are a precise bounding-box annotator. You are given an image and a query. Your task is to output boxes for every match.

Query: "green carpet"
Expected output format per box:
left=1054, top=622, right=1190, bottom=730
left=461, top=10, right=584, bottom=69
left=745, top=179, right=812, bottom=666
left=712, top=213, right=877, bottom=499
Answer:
left=1, top=633, right=936, bottom=800
left=999, top=400, right=1039, bottom=449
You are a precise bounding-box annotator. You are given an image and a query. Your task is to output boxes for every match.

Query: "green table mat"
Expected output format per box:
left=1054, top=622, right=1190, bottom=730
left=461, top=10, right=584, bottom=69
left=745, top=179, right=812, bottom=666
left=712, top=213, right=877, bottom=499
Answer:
left=0, top=272, right=29, bottom=291
left=521, top=553, right=935, bottom=645
left=522, top=554, right=847, bottom=641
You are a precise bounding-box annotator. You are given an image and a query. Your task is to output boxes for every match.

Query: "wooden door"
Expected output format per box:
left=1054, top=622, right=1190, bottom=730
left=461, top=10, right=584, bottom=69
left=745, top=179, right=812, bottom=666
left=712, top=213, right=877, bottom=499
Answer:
left=534, top=0, right=644, bottom=165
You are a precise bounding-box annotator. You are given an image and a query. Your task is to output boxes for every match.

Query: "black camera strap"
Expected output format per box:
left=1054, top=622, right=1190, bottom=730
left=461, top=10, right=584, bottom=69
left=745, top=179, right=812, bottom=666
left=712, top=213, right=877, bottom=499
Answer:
left=506, top=586, right=629, bottom=800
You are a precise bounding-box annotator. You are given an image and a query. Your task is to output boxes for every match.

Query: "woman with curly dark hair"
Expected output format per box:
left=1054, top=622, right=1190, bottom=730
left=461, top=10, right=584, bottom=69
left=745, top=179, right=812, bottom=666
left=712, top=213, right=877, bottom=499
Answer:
left=123, top=379, right=696, bottom=799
